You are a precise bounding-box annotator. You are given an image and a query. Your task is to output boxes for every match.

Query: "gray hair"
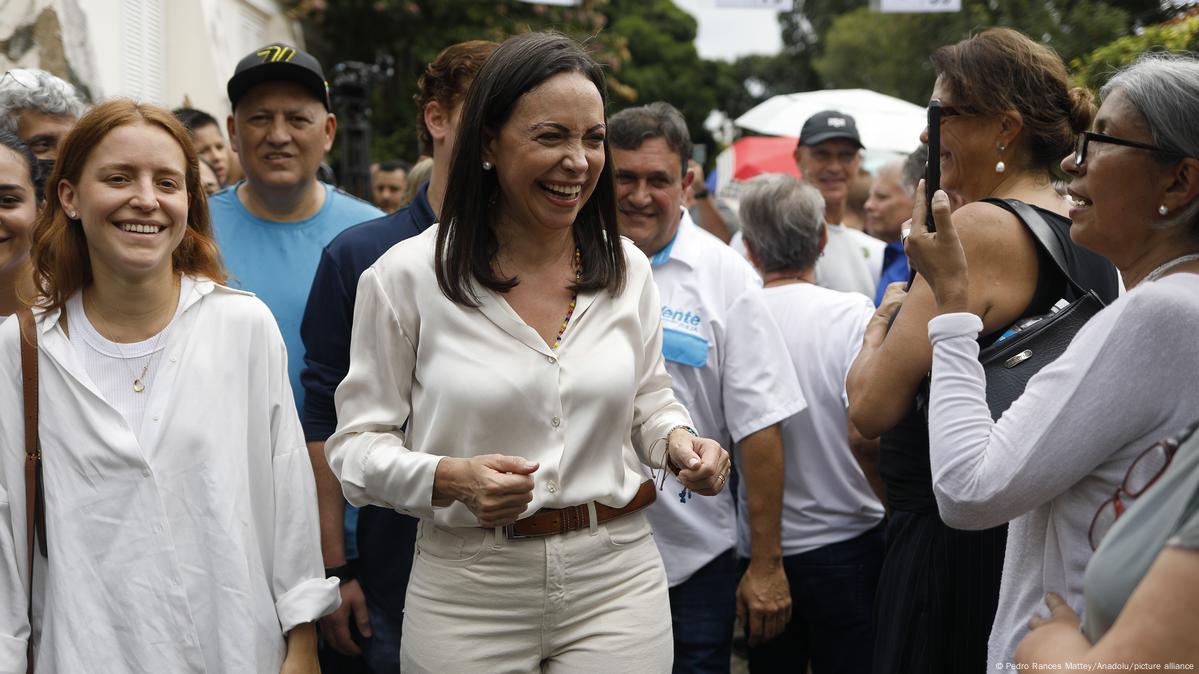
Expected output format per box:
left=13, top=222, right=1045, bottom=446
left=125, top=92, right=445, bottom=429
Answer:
left=739, top=173, right=826, bottom=274
left=0, top=69, right=87, bottom=134
left=608, top=101, right=692, bottom=173
left=902, top=145, right=928, bottom=197
left=1101, top=53, right=1199, bottom=237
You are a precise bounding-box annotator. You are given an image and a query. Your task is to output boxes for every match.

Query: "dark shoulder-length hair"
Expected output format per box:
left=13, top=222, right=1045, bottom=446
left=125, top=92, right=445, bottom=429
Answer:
left=435, top=31, right=625, bottom=307
left=30, top=98, right=227, bottom=312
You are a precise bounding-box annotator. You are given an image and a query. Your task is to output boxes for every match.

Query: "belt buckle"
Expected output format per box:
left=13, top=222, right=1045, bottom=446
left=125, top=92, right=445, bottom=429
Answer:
left=503, top=523, right=534, bottom=540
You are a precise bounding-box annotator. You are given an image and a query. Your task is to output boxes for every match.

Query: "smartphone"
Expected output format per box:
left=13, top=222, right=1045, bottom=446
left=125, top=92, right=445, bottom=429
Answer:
left=925, top=100, right=941, bottom=233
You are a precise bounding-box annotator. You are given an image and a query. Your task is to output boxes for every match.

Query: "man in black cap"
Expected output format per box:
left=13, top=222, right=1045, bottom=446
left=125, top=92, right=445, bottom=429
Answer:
left=211, top=41, right=381, bottom=413
left=208, top=47, right=383, bottom=670
left=794, top=110, right=885, bottom=298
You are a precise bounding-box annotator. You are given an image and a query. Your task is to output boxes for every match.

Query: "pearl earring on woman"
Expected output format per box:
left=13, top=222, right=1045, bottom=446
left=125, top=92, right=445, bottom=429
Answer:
left=995, top=143, right=1007, bottom=174
left=1159, top=204, right=1169, bottom=216
left=482, top=161, right=493, bottom=171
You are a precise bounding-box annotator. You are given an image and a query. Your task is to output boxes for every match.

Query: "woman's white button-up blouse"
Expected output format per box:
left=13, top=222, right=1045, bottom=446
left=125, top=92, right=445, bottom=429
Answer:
left=327, top=227, right=693, bottom=528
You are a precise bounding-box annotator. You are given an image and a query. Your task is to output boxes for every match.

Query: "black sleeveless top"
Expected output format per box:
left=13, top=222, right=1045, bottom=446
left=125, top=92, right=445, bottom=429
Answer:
left=880, top=199, right=1120, bottom=513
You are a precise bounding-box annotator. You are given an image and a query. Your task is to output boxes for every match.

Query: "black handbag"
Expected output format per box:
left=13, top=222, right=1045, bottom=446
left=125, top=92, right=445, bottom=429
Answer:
left=975, top=199, right=1107, bottom=420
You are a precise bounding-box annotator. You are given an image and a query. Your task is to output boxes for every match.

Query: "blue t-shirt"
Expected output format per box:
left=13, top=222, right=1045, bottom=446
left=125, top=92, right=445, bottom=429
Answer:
left=874, top=239, right=909, bottom=306
left=210, top=182, right=383, bottom=412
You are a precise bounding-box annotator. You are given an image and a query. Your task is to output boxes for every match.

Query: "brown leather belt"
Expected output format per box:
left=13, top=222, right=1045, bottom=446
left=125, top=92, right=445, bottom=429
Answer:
left=504, top=480, right=657, bottom=540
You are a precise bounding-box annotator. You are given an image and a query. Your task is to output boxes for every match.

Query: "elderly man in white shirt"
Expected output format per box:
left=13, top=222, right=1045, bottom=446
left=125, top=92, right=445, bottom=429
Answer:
left=610, top=102, right=806, bottom=672
left=737, top=173, right=887, bottom=673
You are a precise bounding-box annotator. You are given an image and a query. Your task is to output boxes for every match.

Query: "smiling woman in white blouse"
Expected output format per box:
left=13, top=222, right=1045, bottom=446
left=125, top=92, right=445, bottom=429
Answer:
left=0, top=99, right=338, bottom=673
left=326, top=32, right=731, bottom=673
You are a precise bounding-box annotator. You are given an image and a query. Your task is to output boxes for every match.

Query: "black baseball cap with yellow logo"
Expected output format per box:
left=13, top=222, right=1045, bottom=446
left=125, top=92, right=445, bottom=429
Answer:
left=227, top=42, right=331, bottom=111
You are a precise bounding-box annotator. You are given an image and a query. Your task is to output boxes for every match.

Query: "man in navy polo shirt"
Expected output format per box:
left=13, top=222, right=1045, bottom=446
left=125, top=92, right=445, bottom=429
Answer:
left=300, top=40, right=496, bottom=673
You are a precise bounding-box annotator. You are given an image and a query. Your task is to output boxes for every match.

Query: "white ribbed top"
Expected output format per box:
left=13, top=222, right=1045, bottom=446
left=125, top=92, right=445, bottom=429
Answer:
left=65, top=276, right=194, bottom=435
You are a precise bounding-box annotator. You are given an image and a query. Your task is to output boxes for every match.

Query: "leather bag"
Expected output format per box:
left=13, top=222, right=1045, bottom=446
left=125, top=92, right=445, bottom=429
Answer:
left=976, top=199, right=1106, bottom=420
left=17, top=307, right=45, bottom=674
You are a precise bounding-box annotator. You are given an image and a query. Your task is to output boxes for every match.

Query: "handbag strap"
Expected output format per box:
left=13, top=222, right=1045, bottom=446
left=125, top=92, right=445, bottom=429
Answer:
left=17, top=307, right=43, bottom=674
left=980, top=197, right=1089, bottom=297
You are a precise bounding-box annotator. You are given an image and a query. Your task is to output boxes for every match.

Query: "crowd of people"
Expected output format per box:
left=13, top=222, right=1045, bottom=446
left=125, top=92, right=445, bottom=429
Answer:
left=0, top=23, right=1197, bottom=674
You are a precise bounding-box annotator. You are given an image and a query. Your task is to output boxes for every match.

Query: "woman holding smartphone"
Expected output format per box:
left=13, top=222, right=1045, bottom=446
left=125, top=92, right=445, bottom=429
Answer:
left=846, top=28, right=1118, bottom=674
left=908, top=52, right=1199, bottom=670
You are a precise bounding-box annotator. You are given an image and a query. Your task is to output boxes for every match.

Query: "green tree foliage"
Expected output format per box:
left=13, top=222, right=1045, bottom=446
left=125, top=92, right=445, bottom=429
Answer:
left=289, top=0, right=613, bottom=164
left=1072, top=13, right=1199, bottom=92
left=288, top=0, right=735, bottom=166
left=813, top=0, right=1129, bottom=104
left=603, top=0, right=731, bottom=157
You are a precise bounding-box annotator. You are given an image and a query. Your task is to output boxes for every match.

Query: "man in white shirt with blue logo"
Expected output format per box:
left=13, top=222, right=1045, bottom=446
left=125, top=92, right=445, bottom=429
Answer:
left=610, top=102, right=807, bottom=673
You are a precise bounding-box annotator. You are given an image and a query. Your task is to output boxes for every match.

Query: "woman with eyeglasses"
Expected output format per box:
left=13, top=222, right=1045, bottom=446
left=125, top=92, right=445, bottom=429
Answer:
left=847, top=28, right=1120, bottom=674
left=905, top=53, right=1199, bottom=668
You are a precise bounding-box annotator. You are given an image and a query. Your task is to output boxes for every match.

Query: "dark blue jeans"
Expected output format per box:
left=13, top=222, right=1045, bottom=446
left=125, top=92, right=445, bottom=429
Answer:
left=668, top=548, right=739, bottom=674
left=740, top=523, right=884, bottom=674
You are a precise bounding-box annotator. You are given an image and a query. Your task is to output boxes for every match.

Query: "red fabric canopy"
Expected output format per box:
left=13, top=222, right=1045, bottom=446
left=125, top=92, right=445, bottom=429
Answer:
left=730, top=135, right=802, bottom=181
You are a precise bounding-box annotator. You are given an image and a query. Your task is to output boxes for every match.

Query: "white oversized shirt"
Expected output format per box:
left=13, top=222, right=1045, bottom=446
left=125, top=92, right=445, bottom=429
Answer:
left=0, top=278, right=339, bottom=673
left=644, top=213, right=806, bottom=586
left=326, top=227, right=693, bottom=528
left=926, top=273, right=1199, bottom=669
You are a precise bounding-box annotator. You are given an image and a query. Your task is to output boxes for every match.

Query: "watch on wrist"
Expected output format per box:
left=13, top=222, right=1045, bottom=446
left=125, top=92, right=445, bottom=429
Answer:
left=693, top=188, right=710, bottom=199
left=325, top=562, right=357, bottom=584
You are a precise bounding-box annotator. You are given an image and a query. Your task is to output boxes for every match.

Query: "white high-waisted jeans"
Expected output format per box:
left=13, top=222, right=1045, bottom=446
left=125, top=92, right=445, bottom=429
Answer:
left=400, top=511, right=673, bottom=673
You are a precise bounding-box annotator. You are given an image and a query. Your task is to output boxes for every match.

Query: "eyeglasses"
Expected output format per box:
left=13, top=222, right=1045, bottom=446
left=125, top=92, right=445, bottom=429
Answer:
left=940, top=105, right=973, bottom=119
left=926, top=104, right=974, bottom=122
left=1074, top=131, right=1181, bottom=167
left=1088, top=421, right=1198, bottom=550
left=0, top=69, right=38, bottom=89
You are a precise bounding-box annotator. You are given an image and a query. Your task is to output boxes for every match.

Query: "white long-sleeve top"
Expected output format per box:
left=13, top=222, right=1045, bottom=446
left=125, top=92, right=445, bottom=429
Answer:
left=326, top=227, right=693, bottom=528
left=0, top=278, right=339, bottom=674
left=926, top=272, right=1199, bottom=671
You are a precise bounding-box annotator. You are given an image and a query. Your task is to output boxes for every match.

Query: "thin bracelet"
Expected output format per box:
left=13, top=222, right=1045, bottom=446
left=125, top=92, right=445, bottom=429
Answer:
left=664, top=425, right=698, bottom=475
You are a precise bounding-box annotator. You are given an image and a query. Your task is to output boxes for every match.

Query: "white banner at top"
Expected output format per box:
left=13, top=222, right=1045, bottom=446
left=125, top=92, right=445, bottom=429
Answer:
left=877, top=0, right=960, bottom=13
left=714, top=0, right=791, bottom=8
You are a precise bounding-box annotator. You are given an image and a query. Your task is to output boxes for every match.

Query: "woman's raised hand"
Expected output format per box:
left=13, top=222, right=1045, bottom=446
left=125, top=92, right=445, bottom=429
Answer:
left=667, top=428, right=731, bottom=496
left=906, top=180, right=970, bottom=314
left=433, top=454, right=539, bottom=528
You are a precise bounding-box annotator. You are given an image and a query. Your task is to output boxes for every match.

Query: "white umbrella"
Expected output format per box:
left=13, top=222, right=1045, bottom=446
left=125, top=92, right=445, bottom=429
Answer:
left=735, top=88, right=927, bottom=155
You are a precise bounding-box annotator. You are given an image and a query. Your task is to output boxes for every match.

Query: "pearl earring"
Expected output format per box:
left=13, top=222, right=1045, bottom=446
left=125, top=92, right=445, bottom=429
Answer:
left=1159, top=204, right=1169, bottom=216
left=482, top=161, right=493, bottom=171
left=68, top=211, right=77, bottom=219
left=995, top=142, right=1006, bottom=174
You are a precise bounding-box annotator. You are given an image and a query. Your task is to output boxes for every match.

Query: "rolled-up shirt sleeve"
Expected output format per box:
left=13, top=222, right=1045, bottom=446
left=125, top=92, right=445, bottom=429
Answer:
left=266, top=322, right=340, bottom=631
left=630, top=259, right=694, bottom=468
left=325, top=267, right=443, bottom=518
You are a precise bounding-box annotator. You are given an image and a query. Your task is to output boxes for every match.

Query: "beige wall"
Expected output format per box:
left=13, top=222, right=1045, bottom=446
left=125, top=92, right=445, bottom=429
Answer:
left=1, top=0, right=303, bottom=118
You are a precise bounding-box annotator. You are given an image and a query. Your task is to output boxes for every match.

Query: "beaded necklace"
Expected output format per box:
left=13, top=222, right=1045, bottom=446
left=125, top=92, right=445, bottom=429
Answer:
left=551, top=247, right=582, bottom=350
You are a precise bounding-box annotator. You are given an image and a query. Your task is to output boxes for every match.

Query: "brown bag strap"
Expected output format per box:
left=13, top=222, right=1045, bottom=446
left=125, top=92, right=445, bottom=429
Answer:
left=16, top=307, right=42, bottom=674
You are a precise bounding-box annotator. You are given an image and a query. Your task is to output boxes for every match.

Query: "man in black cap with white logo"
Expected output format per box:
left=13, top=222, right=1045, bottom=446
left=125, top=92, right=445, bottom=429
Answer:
left=208, top=45, right=384, bottom=671
left=793, top=110, right=885, bottom=298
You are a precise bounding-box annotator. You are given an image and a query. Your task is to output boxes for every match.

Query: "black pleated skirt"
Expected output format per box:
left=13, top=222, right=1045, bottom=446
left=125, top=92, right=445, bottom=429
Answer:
left=871, top=510, right=1006, bottom=674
